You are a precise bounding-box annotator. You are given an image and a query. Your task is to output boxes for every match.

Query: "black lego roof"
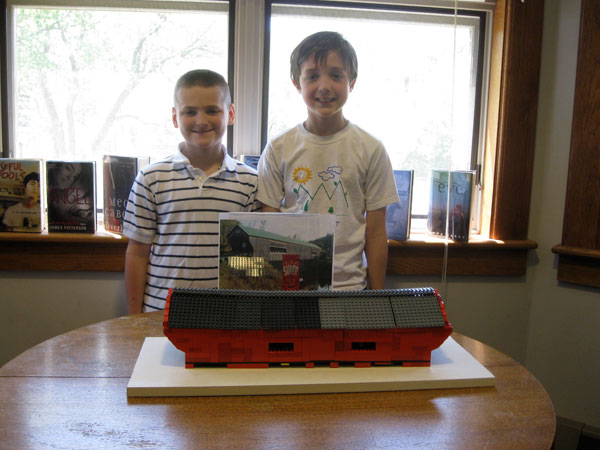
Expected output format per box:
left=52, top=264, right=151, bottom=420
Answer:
left=167, top=288, right=446, bottom=331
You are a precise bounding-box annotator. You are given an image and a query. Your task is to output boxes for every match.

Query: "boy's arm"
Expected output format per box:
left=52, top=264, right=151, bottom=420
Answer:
left=256, top=141, right=286, bottom=212
left=364, top=207, right=389, bottom=290
left=125, top=239, right=151, bottom=314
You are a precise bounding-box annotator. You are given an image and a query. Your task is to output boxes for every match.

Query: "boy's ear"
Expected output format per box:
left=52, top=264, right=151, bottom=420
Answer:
left=292, top=78, right=301, bottom=92
left=228, top=103, right=236, bottom=126
left=172, top=107, right=179, bottom=128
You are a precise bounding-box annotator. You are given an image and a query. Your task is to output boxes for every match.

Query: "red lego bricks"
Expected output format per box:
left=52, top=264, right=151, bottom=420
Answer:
left=163, top=288, right=453, bottom=368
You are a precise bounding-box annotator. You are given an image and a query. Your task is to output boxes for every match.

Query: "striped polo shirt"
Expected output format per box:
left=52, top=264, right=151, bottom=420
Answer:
left=123, top=145, right=260, bottom=311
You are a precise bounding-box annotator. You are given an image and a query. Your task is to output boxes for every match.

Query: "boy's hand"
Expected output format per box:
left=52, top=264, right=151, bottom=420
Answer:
left=261, top=205, right=280, bottom=212
left=125, top=239, right=151, bottom=314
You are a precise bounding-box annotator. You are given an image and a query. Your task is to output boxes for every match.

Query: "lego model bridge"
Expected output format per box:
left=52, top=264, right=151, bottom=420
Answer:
left=163, top=287, right=453, bottom=368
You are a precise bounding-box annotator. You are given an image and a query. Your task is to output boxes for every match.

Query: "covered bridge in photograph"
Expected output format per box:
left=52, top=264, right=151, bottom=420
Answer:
left=226, top=224, right=322, bottom=261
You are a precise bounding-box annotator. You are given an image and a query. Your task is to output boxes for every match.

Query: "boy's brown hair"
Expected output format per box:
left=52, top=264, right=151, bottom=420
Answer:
left=173, top=69, right=232, bottom=106
left=290, top=31, right=358, bottom=86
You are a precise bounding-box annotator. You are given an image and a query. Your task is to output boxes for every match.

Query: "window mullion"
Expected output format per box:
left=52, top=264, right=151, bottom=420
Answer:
left=232, top=0, right=265, bottom=158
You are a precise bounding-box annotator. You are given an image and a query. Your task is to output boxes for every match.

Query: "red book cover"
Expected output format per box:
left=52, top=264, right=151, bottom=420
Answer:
left=103, top=155, right=149, bottom=233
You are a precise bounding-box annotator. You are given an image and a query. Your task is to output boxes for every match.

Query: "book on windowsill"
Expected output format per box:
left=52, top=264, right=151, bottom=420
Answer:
left=46, top=160, right=97, bottom=233
left=218, top=212, right=335, bottom=291
left=427, top=170, right=475, bottom=242
left=386, top=169, right=414, bottom=242
left=240, top=155, right=260, bottom=170
left=0, top=158, right=44, bottom=233
left=103, top=155, right=150, bottom=234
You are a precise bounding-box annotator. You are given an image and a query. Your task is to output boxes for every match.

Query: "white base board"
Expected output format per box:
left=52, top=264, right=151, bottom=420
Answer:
left=127, top=337, right=495, bottom=397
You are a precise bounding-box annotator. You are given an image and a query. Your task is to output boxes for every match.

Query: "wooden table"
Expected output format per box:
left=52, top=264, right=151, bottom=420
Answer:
left=0, top=312, right=555, bottom=449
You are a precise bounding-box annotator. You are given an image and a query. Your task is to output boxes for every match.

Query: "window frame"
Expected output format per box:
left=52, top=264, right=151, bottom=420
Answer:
left=262, top=1, right=490, bottom=231
left=0, top=0, right=543, bottom=276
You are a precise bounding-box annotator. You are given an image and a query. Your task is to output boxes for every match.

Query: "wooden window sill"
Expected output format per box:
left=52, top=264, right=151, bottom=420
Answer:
left=0, top=230, right=537, bottom=276
left=0, top=229, right=129, bottom=272
left=388, top=235, right=537, bottom=276
left=551, top=245, right=600, bottom=289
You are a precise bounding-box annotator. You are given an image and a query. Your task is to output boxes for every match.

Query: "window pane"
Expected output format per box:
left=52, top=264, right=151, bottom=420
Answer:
left=13, top=6, right=228, bottom=165
left=268, top=5, right=481, bottom=221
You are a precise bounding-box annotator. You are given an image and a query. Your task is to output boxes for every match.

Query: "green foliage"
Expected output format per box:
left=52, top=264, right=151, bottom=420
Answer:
left=219, top=220, right=239, bottom=253
left=16, top=9, right=101, bottom=72
left=310, top=233, right=334, bottom=255
left=15, top=7, right=221, bottom=157
left=403, top=119, right=452, bottom=175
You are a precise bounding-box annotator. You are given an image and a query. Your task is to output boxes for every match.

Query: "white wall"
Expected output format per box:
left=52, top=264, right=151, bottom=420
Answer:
left=524, top=0, right=600, bottom=428
left=0, top=271, right=127, bottom=365
left=386, top=275, right=533, bottom=364
left=1, top=0, right=598, bottom=430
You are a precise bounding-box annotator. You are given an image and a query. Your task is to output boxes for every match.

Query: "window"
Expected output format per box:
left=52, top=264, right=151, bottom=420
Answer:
left=5, top=0, right=229, bottom=206
left=352, top=342, right=376, bottom=351
left=264, top=2, right=489, bottom=232
left=0, top=0, right=544, bottom=277
left=269, top=342, right=294, bottom=352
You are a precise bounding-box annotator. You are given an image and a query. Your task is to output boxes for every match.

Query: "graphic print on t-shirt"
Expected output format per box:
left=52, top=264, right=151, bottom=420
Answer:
left=292, top=165, right=349, bottom=213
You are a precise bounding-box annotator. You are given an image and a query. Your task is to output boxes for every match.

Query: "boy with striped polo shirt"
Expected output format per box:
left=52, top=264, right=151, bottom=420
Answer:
left=123, top=69, right=260, bottom=313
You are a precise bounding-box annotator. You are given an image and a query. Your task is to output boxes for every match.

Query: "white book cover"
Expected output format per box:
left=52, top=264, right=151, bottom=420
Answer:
left=0, top=159, right=44, bottom=233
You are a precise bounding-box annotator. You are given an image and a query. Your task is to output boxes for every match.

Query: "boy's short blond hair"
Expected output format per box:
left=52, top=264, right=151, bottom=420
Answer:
left=290, top=31, right=358, bottom=86
left=174, top=69, right=232, bottom=106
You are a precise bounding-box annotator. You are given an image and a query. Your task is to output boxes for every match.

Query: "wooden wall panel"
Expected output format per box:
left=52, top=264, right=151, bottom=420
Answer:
left=560, top=0, right=600, bottom=250
left=490, top=0, right=545, bottom=240
left=553, top=0, right=600, bottom=288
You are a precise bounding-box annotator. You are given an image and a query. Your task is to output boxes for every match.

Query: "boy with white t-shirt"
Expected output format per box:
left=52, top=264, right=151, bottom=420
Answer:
left=257, top=31, right=398, bottom=290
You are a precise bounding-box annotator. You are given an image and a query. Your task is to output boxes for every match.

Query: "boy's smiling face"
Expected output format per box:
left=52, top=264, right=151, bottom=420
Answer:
left=172, top=85, right=234, bottom=156
left=24, top=179, right=40, bottom=201
left=295, top=50, right=356, bottom=132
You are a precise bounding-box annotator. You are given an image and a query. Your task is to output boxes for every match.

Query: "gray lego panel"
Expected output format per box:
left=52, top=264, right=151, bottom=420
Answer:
left=342, top=296, right=396, bottom=329
left=390, top=294, right=445, bottom=328
left=318, top=297, right=346, bottom=329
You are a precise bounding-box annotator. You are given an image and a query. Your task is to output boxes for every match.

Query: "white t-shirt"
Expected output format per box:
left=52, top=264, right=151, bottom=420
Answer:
left=2, top=201, right=41, bottom=230
left=257, top=122, right=399, bottom=290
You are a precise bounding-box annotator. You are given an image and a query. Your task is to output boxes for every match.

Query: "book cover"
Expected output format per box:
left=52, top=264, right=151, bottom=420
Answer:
left=47, top=161, right=96, bottom=233
left=218, top=212, right=335, bottom=290
left=103, top=155, right=149, bottom=233
left=0, top=159, right=43, bottom=232
left=427, top=170, right=474, bottom=242
left=241, top=155, right=260, bottom=170
left=386, top=170, right=414, bottom=242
